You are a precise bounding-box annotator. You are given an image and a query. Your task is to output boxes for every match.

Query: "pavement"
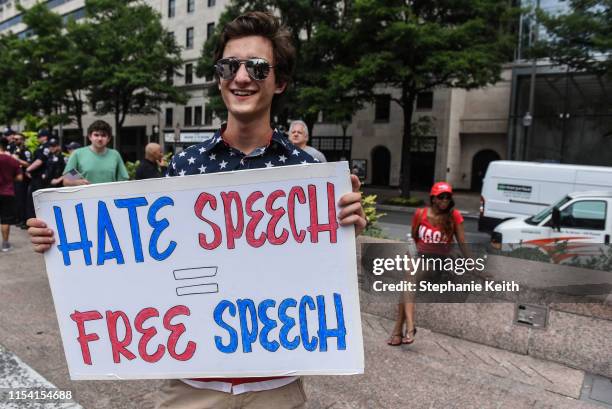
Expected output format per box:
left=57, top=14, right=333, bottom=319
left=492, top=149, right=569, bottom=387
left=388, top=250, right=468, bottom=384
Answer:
left=1, top=228, right=610, bottom=409
left=363, top=186, right=481, bottom=219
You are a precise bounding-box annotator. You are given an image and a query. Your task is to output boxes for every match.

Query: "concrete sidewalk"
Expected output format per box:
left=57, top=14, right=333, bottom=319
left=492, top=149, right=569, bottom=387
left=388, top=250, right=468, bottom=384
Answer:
left=0, top=229, right=607, bottom=409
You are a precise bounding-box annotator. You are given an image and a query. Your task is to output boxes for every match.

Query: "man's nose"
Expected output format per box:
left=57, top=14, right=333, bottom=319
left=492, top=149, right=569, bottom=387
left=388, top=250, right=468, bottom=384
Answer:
left=233, top=63, right=252, bottom=83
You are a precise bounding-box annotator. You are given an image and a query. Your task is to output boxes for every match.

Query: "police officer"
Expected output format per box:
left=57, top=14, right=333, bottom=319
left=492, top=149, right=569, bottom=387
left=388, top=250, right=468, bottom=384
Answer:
left=45, top=140, right=65, bottom=188
left=11, top=133, right=33, bottom=228
left=25, top=130, right=51, bottom=220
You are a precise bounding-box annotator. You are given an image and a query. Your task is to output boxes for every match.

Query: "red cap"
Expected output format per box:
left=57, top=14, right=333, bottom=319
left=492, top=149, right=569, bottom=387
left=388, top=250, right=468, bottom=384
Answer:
left=430, top=182, right=453, bottom=196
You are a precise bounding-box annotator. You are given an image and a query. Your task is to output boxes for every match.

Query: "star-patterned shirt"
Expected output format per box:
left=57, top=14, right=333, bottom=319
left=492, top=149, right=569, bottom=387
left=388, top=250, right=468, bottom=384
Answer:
left=166, top=126, right=320, bottom=393
left=167, top=127, right=319, bottom=177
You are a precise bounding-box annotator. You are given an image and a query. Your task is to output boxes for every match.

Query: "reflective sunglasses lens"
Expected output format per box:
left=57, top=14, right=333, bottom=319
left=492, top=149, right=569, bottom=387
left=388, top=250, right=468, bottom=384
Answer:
left=246, top=59, right=270, bottom=80
left=437, top=194, right=451, bottom=200
left=216, top=59, right=237, bottom=80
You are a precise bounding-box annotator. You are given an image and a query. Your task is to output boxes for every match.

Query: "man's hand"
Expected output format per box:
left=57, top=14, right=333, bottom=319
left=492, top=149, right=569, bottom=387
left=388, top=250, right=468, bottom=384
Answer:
left=338, top=175, right=367, bottom=236
left=63, top=178, right=90, bottom=187
left=27, top=218, right=55, bottom=253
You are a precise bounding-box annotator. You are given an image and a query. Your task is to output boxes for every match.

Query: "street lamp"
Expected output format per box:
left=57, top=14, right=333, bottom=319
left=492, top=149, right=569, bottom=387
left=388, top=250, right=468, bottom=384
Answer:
left=340, top=118, right=350, bottom=161
left=522, top=111, right=532, bottom=160
left=174, top=122, right=181, bottom=154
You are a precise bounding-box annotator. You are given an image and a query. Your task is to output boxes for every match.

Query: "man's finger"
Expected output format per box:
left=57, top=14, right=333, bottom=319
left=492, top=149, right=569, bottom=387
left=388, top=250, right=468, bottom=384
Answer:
left=350, top=174, right=361, bottom=193
left=33, top=244, right=51, bottom=253
left=26, top=218, right=46, bottom=228
left=338, top=202, right=363, bottom=220
left=28, top=227, right=54, bottom=238
left=338, top=191, right=362, bottom=206
left=30, top=236, right=55, bottom=245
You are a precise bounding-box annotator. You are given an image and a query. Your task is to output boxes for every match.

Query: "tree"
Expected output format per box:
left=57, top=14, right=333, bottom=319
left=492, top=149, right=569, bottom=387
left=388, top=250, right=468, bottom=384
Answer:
left=0, top=34, right=27, bottom=125
left=335, top=0, right=517, bottom=196
left=18, top=3, right=71, bottom=129
left=82, top=0, right=186, bottom=147
left=535, top=0, right=611, bottom=77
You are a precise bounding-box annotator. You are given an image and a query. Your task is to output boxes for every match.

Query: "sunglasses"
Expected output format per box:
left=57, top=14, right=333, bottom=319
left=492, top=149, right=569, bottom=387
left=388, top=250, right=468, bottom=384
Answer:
left=436, top=193, right=452, bottom=200
left=214, top=58, right=275, bottom=81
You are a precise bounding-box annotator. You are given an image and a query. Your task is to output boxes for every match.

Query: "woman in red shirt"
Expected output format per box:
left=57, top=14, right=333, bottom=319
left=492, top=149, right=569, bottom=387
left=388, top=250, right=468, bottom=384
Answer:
left=387, top=182, right=469, bottom=346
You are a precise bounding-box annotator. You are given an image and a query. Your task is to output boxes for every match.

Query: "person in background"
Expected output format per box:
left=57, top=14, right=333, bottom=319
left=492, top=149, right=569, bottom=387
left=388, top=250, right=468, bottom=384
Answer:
left=25, top=130, right=51, bottom=220
left=10, top=133, right=32, bottom=229
left=288, top=120, right=327, bottom=163
left=63, top=120, right=129, bottom=186
left=65, top=141, right=81, bottom=164
left=0, top=137, right=23, bottom=251
left=45, top=139, right=66, bottom=187
left=4, top=129, right=17, bottom=154
left=387, top=182, right=469, bottom=346
left=135, top=142, right=167, bottom=180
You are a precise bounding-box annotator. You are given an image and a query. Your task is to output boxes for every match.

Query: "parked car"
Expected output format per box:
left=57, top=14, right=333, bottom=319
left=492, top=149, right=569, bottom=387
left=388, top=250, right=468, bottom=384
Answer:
left=479, top=161, right=612, bottom=233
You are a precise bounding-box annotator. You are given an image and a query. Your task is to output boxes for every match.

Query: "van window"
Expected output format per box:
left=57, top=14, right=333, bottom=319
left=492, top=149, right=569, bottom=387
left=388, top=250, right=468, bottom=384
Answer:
left=559, top=200, right=607, bottom=230
left=526, top=195, right=571, bottom=225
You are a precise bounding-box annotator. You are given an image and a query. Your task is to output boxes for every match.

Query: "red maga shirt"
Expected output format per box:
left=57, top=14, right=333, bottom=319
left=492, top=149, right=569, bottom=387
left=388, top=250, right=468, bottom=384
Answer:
left=412, top=207, right=464, bottom=255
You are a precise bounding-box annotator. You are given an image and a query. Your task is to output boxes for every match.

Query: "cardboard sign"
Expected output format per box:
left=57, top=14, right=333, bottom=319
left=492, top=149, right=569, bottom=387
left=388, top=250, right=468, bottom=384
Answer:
left=33, top=162, right=363, bottom=380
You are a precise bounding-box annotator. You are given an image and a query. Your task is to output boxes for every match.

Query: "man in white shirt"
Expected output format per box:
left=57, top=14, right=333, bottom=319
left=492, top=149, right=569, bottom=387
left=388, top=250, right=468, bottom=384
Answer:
left=289, top=120, right=327, bottom=163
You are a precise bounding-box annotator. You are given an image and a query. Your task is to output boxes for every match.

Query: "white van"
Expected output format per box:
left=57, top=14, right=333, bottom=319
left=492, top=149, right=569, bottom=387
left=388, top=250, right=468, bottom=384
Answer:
left=479, top=161, right=612, bottom=232
left=491, top=191, right=612, bottom=247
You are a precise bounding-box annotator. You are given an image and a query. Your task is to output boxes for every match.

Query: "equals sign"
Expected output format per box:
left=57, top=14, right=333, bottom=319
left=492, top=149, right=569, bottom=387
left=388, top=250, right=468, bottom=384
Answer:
left=173, top=266, right=219, bottom=296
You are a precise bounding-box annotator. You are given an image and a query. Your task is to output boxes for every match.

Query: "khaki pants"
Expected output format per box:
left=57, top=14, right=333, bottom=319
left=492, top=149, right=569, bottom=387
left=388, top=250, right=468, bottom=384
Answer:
left=153, top=379, right=307, bottom=409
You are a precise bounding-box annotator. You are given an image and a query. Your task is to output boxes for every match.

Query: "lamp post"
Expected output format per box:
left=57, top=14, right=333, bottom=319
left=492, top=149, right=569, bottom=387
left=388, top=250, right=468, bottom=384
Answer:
left=340, top=118, right=350, bottom=161
left=174, top=122, right=181, bottom=154
left=522, top=112, right=532, bottom=160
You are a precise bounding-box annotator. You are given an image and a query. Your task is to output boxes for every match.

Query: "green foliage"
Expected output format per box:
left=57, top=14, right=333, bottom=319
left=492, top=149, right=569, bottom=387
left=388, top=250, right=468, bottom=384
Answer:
left=0, top=34, right=28, bottom=124
left=334, top=0, right=518, bottom=197
left=1, top=0, right=186, bottom=138
left=83, top=0, right=187, bottom=141
left=361, top=194, right=387, bottom=238
left=125, top=160, right=140, bottom=180
left=23, top=131, right=39, bottom=153
left=534, top=0, right=612, bottom=77
left=383, top=197, right=425, bottom=207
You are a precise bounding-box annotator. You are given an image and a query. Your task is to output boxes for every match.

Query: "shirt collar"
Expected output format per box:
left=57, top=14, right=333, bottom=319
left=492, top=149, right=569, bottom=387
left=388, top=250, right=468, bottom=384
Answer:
left=206, top=125, right=293, bottom=156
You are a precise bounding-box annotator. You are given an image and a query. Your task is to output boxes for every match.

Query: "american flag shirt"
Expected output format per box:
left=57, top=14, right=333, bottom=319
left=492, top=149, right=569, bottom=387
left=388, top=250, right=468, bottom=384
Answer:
left=167, top=127, right=318, bottom=177
left=166, top=126, right=318, bottom=394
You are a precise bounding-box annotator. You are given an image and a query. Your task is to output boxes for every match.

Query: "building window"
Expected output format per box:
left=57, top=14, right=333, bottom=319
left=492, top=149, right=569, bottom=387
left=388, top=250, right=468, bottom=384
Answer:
left=185, top=63, right=193, bottom=85
left=168, top=0, right=175, bottom=18
left=208, top=0, right=215, bottom=7
left=204, top=106, right=213, bottom=125
left=187, top=0, right=195, bottom=13
left=166, top=67, right=174, bottom=85
left=184, top=106, right=193, bottom=127
left=194, top=106, right=202, bottom=125
left=207, top=22, right=215, bottom=40
left=165, top=108, right=173, bottom=127
left=375, top=94, right=391, bottom=122
left=186, top=27, right=194, bottom=49
left=416, top=91, right=433, bottom=110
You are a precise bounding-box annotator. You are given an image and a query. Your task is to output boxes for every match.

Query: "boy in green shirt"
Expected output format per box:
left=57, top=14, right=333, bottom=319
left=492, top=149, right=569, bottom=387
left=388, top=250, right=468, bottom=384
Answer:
left=63, top=120, right=129, bottom=185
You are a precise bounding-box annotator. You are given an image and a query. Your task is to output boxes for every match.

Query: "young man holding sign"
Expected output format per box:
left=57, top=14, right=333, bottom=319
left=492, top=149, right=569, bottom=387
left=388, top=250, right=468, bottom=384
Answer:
left=28, top=11, right=365, bottom=409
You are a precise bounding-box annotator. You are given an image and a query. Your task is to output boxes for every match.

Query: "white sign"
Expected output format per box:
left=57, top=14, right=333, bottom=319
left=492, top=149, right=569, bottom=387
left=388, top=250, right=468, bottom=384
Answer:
left=164, top=132, right=215, bottom=143
left=34, top=162, right=363, bottom=380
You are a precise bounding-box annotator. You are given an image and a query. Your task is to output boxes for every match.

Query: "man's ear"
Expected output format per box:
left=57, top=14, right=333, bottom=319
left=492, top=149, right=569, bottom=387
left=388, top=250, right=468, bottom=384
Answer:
left=275, top=81, right=287, bottom=94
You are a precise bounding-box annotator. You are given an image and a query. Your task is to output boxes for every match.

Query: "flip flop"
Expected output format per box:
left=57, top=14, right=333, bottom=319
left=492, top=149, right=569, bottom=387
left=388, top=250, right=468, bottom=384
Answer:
left=402, top=328, right=417, bottom=344
left=387, top=334, right=403, bottom=346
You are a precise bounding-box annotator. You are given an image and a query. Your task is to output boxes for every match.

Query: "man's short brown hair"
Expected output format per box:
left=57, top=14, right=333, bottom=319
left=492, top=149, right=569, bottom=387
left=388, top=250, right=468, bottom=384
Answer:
left=87, top=120, right=112, bottom=137
left=213, top=11, right=296, bottom=86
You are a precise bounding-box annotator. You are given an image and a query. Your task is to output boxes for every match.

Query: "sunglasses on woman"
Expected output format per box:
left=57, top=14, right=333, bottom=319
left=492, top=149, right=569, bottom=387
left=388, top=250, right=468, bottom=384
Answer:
left=214, top=57, right=275, bottom=81
left=436, top=193, right=452, bottom=200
